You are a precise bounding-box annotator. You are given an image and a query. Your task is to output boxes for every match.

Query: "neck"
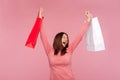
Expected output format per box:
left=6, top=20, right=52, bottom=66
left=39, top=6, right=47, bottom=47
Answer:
left=57, top=51, right=61, bottom=56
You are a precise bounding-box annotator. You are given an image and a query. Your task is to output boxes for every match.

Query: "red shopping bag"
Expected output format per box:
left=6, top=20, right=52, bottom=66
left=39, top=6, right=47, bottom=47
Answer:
left=25, top=17, right=44, bottom=48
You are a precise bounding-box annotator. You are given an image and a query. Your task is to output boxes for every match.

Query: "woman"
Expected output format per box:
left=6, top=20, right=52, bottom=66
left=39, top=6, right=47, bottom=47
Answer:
left=36, top=8, right=91, bottom=80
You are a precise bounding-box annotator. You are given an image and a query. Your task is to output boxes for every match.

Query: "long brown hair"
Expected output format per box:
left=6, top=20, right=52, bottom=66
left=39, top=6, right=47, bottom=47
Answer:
left=53, top=32, right=69, bottom=56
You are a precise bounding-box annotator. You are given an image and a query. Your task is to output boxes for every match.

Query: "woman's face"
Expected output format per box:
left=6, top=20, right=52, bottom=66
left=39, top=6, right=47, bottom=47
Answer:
left=62, top=34, right=68, bottom=47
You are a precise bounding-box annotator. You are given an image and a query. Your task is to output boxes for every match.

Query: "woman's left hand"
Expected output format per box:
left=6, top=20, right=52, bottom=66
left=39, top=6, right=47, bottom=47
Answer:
left=85, top=11, right=92, bottom=22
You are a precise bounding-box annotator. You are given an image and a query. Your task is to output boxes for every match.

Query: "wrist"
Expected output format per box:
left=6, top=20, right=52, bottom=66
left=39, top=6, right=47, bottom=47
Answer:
left=38, top=12, right=42, bottom=18
left=39, top=15, right=42, bottom=18
left=87, top=17, right=91, bottom=22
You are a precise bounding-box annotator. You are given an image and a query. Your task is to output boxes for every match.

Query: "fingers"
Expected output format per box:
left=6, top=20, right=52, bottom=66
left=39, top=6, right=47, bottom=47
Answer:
left=38, top=7, right=43, bottom=18
left=85, top=10, right=92, bottom=22
left=39, top=7, right=43, bottom=13
left=85, top=11, right=90, bottom=18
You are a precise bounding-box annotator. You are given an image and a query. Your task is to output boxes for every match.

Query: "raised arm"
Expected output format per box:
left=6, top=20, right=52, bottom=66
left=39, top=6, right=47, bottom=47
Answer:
left=39, top=8, right=52, bottom=55
left=68, top=11, right=92, bottom=53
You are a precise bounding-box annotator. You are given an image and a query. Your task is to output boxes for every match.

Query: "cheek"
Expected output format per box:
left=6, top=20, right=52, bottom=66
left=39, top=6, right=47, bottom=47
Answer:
left=62, top=38, right=64, bottom=42
left=66, top=37, right=68, bottom=42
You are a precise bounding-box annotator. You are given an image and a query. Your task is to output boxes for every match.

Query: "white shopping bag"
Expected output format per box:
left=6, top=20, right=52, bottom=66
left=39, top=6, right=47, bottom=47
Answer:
left=86, top=17, right=105, bottom=51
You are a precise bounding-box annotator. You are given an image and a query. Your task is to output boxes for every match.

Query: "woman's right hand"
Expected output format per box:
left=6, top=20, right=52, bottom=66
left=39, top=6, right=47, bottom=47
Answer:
left=38, top=7, right=43, bottom=18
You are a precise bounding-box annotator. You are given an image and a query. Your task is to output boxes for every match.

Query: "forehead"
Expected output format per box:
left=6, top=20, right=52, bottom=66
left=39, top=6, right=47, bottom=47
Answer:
left=62, top=34, right=67, bottom=37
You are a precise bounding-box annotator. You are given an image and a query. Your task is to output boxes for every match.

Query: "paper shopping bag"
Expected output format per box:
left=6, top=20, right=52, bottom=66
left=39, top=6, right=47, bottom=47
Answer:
left=25, top=17, right=44, bottom=48
left=86, top=17, right=105, bottom=51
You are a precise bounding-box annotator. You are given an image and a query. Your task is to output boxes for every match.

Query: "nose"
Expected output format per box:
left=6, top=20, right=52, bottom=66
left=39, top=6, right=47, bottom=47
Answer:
left=64, top=38, right=67, bottom=41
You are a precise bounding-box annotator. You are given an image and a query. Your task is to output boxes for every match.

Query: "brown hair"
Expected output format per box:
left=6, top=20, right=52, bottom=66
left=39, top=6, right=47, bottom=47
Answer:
left=53, top=32, right=69, bottom=56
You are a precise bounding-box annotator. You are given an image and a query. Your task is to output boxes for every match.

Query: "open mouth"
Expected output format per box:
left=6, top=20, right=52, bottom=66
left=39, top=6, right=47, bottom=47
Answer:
left=62, top=42, right=67, bottom=46
left=63, top=42, right=66, bottom=44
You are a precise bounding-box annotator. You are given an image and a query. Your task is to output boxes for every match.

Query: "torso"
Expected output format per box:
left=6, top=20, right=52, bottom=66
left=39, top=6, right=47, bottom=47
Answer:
left=47, top=49, right=75, bottom=80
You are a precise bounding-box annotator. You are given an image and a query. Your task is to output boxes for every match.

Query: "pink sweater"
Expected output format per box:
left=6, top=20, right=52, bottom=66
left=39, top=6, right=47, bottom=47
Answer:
left=38, top=17, right=90, bottom=80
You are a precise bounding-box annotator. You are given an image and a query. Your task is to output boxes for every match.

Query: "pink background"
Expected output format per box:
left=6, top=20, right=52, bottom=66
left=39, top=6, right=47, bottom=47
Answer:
left=0, top=0, right=120, bottom=80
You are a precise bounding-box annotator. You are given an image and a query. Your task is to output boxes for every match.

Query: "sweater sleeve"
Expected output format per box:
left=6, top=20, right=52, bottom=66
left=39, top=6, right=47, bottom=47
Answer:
left=67, top=21, right=90, bottom=53
left=39, top=17, right=52, bottom=55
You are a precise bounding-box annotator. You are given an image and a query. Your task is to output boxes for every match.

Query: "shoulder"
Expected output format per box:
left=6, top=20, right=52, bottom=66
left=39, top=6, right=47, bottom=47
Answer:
left=66, top=48, right=73, bottom=55
left=47, top=48, right=54, bottom=56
